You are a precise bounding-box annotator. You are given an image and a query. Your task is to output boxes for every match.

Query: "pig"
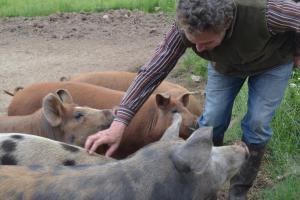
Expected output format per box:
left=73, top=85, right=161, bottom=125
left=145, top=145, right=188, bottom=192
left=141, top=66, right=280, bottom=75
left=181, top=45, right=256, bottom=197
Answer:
left=3, top=86, right=24, bottom=96
left=68, top=71, right=184, bottom=92
left=7, top=82, right=197, bottom=158
left=0, top=133, right=113, bottom=166
left=7, top=82, right=123, bottom=116
left=1, top=89, right=114, bottom=147
left=69, top=70, right=203, bottom=115
left=0, top=113, right=249, bottom=200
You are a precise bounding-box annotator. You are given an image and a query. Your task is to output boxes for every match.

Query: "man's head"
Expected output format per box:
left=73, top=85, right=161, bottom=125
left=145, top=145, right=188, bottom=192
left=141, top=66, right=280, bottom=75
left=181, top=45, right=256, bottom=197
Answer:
left=176, top=0, right=234, bottom=52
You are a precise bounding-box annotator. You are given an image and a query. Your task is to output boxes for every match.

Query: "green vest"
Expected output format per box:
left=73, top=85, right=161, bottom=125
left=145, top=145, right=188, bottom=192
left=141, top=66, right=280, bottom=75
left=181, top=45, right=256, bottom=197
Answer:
left=179, top=0, right=295, bottom=77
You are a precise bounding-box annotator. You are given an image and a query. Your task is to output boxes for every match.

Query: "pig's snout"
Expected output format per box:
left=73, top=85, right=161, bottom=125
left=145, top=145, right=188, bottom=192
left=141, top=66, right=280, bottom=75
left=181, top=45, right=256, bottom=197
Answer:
left=236, top=142, right=250, bottom=160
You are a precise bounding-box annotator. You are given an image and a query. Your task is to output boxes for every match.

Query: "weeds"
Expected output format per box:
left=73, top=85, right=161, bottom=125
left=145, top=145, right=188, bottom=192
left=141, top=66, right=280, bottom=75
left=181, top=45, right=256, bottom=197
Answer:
left=178, top=55, right=300, bottom=199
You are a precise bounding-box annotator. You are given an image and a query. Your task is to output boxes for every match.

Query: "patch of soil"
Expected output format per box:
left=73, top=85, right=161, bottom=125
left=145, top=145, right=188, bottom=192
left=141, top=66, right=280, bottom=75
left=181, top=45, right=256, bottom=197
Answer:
left=0, top=9, right=176, bottom=114
left=216, top=170, right=272, bottom=200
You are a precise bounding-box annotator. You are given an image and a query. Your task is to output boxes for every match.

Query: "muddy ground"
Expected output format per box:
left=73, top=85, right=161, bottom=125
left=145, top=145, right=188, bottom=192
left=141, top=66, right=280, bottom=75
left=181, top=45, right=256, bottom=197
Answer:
left=0, top=9, right=180, bottom=114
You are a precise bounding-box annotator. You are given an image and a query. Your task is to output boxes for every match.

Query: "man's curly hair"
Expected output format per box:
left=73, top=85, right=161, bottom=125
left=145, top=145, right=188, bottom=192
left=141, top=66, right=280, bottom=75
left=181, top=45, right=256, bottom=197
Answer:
left=176, top=0, right=235, bottom=33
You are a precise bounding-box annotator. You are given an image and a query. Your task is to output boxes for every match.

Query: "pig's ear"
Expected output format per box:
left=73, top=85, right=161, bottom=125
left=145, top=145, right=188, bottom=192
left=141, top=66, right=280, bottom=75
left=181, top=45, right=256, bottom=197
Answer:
left=156, top=93, right=170, bottom=110
left=171, top=127, right=213, bottom=173
left=56, top=89, right=73, bottom=104
left=179, top=93, right=190, bottom=107
left=42, top=93, right=64, bottom=126
left=160, top=113, right=182, bottom=141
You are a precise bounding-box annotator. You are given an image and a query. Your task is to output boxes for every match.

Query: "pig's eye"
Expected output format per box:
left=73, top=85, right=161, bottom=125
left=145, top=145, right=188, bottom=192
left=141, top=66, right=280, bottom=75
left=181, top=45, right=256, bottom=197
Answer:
left=74, top=112, right=84, bottom=120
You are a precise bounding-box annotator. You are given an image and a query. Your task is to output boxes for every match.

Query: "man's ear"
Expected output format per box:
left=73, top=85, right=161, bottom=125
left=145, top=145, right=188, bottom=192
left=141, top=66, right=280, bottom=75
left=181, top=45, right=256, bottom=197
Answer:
left=171, top=127, right=213, bottom=173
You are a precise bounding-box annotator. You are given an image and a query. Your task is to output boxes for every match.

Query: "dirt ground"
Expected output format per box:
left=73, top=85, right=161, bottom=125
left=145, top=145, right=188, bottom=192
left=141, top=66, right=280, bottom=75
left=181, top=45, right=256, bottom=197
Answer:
left=0, top=9, right=178, bottom=114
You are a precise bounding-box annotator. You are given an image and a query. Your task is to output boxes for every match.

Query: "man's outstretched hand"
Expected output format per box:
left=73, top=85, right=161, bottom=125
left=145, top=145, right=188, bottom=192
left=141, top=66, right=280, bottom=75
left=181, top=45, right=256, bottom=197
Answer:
left=85, top=121, right=126, bottom=157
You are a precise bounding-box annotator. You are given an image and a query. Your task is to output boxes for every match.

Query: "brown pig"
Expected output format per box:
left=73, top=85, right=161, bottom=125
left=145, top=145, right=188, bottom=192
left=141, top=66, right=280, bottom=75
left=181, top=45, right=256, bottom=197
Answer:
left=7, top=82, right=198, bottom=158
left=69, top=71, right=203, bottom=115
left=1, top=89, right=114, bottom=147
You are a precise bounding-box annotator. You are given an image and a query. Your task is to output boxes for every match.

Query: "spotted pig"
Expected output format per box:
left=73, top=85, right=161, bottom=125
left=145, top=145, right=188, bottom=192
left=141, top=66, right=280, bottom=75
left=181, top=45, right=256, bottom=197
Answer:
left=0, top=133, right=114, bottom=166
left=0, top=114, right=249, bottom=200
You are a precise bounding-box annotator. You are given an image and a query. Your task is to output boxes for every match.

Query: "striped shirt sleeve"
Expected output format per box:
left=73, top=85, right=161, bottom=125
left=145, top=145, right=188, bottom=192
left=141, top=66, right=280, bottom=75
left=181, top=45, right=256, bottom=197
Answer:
left=267, top=0, right=300, bottom=55
left=114, top=24, right=188, bottom=125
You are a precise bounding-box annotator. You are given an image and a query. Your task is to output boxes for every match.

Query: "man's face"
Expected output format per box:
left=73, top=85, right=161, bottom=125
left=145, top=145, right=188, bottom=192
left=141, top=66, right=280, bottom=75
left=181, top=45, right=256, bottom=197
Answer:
left=184, top=29, right=226, bottom=53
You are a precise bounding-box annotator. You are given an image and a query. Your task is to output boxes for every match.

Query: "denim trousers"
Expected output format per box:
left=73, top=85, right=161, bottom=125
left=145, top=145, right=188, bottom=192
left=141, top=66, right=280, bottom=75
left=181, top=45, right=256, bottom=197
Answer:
left=198, top=62, right=293, bottom=145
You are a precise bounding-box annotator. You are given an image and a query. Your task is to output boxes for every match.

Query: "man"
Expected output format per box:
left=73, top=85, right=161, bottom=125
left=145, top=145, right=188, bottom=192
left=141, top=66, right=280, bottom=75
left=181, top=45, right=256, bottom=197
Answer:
left=85, top=0, right=300, bottom=199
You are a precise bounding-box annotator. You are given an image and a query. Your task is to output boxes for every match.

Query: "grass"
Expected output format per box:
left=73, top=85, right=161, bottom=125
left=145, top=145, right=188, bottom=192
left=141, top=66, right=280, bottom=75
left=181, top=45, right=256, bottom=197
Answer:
left=226, top=76, right=300, bottom=199
left=172, top=49, right=208, bottom=87
left=260, top=70, right=300, bottom=199
left=0, top=0, right=176, bottom=17
left=178, top=51, right=300, bottom=199
left=262, top=175, right=300, bottom=200
left=178, top=49, right=208, bottom=78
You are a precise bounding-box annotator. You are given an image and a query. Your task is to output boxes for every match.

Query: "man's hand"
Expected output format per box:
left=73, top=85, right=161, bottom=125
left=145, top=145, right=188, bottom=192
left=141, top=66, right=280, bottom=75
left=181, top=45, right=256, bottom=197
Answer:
left=294, top=55, right=300, bottom=69
left=85, top=121, right=126, bottom=157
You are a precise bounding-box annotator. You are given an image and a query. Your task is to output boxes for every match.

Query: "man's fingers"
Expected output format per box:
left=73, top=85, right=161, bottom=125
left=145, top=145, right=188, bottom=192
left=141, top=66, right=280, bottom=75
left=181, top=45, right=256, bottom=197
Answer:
left=84, top=137, right=93, bottom=150
left=89, top=137, right=108, bottom=154
left=105, top=143, right=119, bottom=158
left=84, top=133, right=100, bottom=150
left=84, top=122, right=124, bottom=155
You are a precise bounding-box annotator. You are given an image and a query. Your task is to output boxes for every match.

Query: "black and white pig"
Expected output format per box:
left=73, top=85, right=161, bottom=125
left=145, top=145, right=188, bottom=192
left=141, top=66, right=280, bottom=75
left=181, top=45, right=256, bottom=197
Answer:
left=0, top=133, right=114, bottom=166
left=0, top=113, right=249, bottom=200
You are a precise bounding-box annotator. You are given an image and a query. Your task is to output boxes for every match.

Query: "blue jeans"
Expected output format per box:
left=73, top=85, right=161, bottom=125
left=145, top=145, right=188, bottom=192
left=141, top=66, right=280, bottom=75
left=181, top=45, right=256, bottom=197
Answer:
left=198, top=62, right=293, bottom=145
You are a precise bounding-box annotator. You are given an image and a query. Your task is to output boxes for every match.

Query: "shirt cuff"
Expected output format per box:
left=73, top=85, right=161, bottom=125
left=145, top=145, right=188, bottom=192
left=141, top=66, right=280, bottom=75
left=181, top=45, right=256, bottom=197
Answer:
left=113, top=106, right=136, bottom=126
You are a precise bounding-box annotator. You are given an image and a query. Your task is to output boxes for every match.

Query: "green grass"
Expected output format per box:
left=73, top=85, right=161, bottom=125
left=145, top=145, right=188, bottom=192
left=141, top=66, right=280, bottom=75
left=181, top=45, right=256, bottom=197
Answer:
left=179, top=54, right=300, bottom=199
left=259, top=70, right=300, bottom=199
left=174, top=49, right=208, bottom=83
left=0, top=0, right=176, bottom=17
left=224, top=71, right=300, bottom=199
left=262, top=175, right=300, bottom=200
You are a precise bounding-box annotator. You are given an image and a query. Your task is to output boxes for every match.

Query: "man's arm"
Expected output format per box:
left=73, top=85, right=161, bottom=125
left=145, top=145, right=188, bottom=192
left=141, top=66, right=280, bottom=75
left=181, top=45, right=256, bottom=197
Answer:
left=267, top=0, right=300, bottom=33
left=115, top=24, right=188, bottom=125
left=85, top=24, right=187, bottom=156
left=267, top=0, right=300, bottom=67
